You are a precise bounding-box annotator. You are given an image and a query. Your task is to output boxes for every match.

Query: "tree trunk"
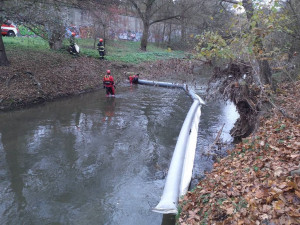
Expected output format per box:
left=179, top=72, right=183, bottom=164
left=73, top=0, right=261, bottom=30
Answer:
left=168, top=23, right=172, bottom=45
left=242, top=0, right=273, bottom=87
left=0, top=14, right=9, bottom=65
left=161, top=22, right=166, bottom=46
left=49, top=37, right=63, bottom=50
left=181, top=18, right=187, bottom=44
left=48, top=24, right=65, bottom=50
left=258, top=58, right=272, bottom=85
left=103, top=24, right=107, bottom=45
left=93, top=23, right=97, bottom=49
left=141, top=21, right=150, bottom=51
left=0, top=34, right=9, bottom=66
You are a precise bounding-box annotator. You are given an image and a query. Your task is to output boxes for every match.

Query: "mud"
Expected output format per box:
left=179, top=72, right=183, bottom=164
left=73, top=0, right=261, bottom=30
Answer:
left=0, top=48, right=201, bottom=111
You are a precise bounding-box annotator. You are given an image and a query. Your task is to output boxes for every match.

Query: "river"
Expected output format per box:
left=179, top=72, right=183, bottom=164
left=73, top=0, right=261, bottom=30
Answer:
left=0, top=72, right=239, bottom=225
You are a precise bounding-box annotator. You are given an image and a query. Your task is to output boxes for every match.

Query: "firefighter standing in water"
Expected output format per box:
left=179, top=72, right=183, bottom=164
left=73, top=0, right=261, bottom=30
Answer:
left=97, top=38, right=105, bottom=60
left=128, top=73, right=139, bottom=85
left=103, top=70, right=115, bottom=97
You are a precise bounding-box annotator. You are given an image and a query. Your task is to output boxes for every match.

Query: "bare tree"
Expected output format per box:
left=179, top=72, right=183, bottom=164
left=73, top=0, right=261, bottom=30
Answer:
left=85, top=1, right=119, bottom=48
left=15, top=1, right=70, bottom=50
left=1, top=0, right=70, bottom=50
left=127, top=0, right=180, bottom=51
left=173, top=0, right=204, bottom=43
left=160, top=0, right=231, bottom=50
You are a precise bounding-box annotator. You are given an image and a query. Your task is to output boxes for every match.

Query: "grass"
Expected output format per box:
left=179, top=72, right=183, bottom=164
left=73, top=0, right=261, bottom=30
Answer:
left=3, top=36, right=50, bottom=51
left=3, top=36, right=186, bottom=63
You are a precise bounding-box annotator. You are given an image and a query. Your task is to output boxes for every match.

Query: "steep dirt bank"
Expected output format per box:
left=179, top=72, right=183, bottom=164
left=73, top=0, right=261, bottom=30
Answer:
left=0, top=48, right=200, bottom=111
left=178, top=81, right=300, bottom=224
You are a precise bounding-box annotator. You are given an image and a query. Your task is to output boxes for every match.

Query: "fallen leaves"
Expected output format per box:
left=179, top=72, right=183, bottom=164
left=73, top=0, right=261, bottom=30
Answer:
left=178, top=81, right=300, bottom=224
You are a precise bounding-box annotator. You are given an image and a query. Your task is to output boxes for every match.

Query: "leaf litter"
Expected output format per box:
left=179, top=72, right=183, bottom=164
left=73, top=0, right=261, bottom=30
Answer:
left=178, top=81, right=300, bottom=225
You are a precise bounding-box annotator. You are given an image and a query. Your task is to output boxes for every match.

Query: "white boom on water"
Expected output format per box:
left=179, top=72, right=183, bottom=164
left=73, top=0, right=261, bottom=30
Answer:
left=137, top=79, right=205, bottom=214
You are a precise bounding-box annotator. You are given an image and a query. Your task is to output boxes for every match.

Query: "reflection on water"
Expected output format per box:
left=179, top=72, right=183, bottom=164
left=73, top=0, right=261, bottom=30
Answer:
left=192, top=65, right=240, bottom=183
left=192, top=100, right=239, bottom=182
left=0, top=85, right=190, bottom=225
left=0, top=70, right=238, bottom=225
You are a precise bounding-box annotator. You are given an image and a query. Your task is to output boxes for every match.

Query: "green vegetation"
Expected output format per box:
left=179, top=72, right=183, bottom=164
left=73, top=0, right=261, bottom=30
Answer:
left=76, top=38, right=185, bottom=63
left=18, top=25, right=44, bottom=37
left=3, top=37, right=185, bottom=63
left=3, top=36, right=49, bottom=51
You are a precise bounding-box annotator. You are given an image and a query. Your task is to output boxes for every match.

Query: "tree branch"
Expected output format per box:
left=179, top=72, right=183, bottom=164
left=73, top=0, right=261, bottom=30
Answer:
left=221, top=0, right=240, bottom=4
left=150, top=15, right=180, bottom=25
left=128, top=0, right=145, bottom=21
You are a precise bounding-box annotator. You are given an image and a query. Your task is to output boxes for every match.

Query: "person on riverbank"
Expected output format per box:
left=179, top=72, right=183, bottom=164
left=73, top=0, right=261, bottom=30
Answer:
left=69, top=32, right=76, bottom=55
left=97, top=38, right=105, bottom=60
left=128, top=73, right=139, bottom=85
left=103, top=70, right=115, bottom=97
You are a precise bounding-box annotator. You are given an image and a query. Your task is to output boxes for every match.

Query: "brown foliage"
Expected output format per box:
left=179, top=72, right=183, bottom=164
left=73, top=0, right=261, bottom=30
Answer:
left=178, top=81, right=300, bottom=225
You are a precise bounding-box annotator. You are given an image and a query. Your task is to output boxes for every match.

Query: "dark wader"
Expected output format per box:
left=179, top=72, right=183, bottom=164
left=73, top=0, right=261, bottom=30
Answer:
left=69, top=36, right=76, bottom=55
left=97, top=43, right=105, bottom=60
left=106, top=87, right=114, bottom=95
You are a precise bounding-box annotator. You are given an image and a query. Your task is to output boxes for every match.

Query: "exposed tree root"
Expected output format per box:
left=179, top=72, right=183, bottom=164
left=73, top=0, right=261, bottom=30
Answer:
left=207, top=62, right=299, bottom=142
left=207, top=62, right=262, bottom=141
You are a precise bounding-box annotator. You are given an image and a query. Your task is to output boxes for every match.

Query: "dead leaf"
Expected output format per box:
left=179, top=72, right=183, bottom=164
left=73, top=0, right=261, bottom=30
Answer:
left=273, top=200, right=285, bottom=210
left=278, top=183, right=287, bottom=189
left=262, top=204, right=272, bottom=213
left=288, top=210, right=300, bottom=217
left=255, top=189, right=266, bottom=198
left=290, top=154, right=299, bottom=159
left=270, top=145, right=280, bottom=151
left=274, top=167, right=284, bottom=177
left=226, top=207, right=234, bottom=215
left=260, top=214, right=269, bottom=220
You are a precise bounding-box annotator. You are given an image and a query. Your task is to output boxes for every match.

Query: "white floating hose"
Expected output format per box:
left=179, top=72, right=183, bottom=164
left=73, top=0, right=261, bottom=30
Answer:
left=152, top=100, right=201, bottom=214
left=137, top=79, right=205, bottom=214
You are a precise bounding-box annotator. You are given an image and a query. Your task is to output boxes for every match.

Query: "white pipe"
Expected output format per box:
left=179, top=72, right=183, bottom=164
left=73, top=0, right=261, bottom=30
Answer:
left=136, top=79, right=205, bottom=214
left=152, top=100, right=200, bottom=214
left=180, top=105, right=201, bottom=196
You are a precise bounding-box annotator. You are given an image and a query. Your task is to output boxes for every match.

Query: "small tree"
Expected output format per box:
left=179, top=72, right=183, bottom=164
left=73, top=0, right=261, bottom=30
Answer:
left=14, top=1, right=67, bottom=50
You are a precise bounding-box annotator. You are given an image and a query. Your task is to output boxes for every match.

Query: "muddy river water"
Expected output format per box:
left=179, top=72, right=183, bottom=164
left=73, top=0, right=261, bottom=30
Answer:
left=0, top=72, right=239, bottom=225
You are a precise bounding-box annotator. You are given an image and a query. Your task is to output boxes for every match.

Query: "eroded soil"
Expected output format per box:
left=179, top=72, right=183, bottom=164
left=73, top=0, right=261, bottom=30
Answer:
left=0, top=48, right=200, bottom=111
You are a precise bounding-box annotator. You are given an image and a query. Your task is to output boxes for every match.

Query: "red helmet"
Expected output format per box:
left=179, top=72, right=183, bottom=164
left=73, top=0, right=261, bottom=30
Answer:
left=99, top=38, right=103, bottom=42
left=71, top=32, right=76, bottom=36
left=106, top=70, right=111, bottom=75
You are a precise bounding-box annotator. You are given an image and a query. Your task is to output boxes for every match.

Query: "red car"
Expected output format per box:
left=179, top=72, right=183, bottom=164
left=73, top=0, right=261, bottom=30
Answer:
left=1, top=21, right=19, bottom=37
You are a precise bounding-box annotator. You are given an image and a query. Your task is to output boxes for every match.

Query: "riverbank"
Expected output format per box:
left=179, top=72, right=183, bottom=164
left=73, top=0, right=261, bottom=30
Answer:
left=177, top=81, right=300, bottom=224
left=2, top=45, right=299, bottom=225
left=0, top=47, right=200, bottom=111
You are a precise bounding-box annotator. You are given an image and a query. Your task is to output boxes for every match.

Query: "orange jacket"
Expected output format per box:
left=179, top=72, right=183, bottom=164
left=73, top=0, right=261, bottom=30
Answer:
left=103, top=75, right=114, bottom=87
left=128, top=75, right=139, bottom=84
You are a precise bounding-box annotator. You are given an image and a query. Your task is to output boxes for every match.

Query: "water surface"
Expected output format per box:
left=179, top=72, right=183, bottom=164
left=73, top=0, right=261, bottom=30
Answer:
left=0, top=73, right=238, bottom=225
